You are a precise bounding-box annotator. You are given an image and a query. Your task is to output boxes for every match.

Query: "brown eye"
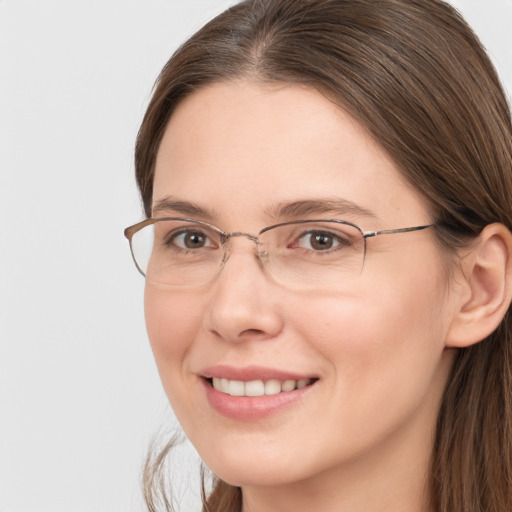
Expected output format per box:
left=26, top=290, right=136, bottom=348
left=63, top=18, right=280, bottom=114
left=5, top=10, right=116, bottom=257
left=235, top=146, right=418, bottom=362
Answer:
left=310, top=233, right=334, bottom=250
left=171, top=230, right=212, bottom=249
left=296, top=230, right=350, bottom=251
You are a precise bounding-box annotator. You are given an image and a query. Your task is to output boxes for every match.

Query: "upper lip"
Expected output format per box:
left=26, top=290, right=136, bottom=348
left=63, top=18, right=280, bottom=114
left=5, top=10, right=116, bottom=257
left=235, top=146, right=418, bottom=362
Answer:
left=199, top=365, right=317, bottom=382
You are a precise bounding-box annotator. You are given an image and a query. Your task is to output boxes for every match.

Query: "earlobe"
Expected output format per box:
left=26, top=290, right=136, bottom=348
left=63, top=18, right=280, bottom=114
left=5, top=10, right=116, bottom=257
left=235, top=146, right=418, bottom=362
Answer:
left=445, top=223, right=512, bottom=348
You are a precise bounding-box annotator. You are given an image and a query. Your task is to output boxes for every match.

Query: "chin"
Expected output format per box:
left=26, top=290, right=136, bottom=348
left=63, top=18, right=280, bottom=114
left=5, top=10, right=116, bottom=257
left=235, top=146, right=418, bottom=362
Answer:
left=209, top=460, right=301, bottom=488
left=190, top=430, right=317, bottom=488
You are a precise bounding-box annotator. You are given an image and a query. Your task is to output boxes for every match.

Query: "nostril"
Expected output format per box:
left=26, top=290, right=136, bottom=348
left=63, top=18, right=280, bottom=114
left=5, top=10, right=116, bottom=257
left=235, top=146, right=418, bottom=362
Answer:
left=208, top=327, right=266, bottom=340
left=238, top=328, right=266, bottom=338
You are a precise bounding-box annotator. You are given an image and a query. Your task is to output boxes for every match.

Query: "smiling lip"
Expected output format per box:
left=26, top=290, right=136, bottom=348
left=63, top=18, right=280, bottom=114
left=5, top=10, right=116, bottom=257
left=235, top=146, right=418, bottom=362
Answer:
left=200, top=365, right=315, bottom=382
left=199, top=365, right=318, bottom=421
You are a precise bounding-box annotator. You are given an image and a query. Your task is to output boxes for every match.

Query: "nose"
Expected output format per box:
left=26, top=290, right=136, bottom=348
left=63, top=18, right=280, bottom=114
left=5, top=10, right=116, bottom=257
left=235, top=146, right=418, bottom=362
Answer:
left=203, top=238, right=284, bottom=343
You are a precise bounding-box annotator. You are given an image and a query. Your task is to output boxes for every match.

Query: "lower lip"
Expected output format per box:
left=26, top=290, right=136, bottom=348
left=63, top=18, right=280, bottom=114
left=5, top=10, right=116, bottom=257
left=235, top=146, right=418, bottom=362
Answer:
left=202, top=379, right=316, bottom=421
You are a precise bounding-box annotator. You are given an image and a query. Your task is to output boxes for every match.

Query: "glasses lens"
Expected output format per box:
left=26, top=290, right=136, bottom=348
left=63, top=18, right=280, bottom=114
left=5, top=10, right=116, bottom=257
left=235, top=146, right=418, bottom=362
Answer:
left=128, top=219, right=366, bottom=291
left=130, top=219, right=223, bottom=287
left=259, top=220, right=365, bottom=290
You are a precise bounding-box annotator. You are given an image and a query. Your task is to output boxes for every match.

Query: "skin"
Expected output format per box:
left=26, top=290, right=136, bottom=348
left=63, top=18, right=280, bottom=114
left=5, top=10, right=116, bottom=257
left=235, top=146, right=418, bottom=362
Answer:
left=145, top=81, right=462, bottom=512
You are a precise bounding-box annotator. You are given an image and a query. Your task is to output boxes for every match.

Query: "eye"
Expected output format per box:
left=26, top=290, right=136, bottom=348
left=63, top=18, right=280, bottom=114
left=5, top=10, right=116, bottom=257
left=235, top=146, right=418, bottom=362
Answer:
left=168, top=229, right=215, bottom=250
left=294, top=230, right=350, bottom=251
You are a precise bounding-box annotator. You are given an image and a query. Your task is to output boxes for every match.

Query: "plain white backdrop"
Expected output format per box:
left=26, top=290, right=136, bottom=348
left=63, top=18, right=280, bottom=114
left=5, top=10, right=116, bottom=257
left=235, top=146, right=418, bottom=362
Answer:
left=0, top=1, right=511, bottom=511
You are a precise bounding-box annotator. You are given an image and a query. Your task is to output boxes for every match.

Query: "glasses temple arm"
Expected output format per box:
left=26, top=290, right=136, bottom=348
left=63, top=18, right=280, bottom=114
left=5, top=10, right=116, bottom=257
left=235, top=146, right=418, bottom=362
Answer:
left=362, top=224, right=434, bottom=239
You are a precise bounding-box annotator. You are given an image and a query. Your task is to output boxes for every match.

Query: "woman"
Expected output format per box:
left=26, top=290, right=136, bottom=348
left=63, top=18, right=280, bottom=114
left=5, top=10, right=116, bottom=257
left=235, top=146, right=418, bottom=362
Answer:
left=124, top=0, right=512, bottom=511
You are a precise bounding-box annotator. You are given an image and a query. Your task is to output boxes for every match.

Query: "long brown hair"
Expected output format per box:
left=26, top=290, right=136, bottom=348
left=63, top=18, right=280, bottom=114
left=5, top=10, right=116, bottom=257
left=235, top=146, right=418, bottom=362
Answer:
left=135, top=1, right=512, bottom=510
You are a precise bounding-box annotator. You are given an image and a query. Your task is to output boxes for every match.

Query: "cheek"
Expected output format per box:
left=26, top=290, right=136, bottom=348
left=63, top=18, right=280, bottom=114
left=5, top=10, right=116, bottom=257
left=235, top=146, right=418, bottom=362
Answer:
left=289, top=262, right=450, bottom=412
left=144, top=285, right=205, bottom=376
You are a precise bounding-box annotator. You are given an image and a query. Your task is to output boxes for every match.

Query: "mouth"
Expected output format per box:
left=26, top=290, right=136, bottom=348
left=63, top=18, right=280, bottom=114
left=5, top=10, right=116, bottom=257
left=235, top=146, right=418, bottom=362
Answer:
left=200, top=368, right=319, bottom=420
left=205, top=377, right=318, bottom=397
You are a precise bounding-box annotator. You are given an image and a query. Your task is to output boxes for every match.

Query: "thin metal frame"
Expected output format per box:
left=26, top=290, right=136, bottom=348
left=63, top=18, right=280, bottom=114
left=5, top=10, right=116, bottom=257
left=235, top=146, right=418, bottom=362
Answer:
left=124, top=217, right=434, bottom=278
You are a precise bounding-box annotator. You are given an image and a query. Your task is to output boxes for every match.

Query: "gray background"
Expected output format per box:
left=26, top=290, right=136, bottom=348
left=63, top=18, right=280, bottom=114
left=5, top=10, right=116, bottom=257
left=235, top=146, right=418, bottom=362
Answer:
left=0, top=1, right=511, bottom=511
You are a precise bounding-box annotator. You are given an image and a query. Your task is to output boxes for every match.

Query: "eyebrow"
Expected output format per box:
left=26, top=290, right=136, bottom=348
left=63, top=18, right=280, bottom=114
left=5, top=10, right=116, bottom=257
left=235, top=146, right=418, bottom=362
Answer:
left=265, top=198, right=378, bottom=220
left=152, top=196, right=377, bottom=222
left=152, top=197, right=215, bottom=219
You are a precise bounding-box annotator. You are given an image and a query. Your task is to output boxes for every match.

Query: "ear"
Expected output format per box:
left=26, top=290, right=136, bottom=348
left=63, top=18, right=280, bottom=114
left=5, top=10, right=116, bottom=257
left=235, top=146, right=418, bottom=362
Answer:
left=445, top=223, right=512, bottom=348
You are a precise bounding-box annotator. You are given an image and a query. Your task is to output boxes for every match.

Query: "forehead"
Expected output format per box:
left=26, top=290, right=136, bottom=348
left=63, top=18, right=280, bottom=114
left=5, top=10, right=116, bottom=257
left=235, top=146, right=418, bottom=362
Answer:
left=153, top=81, right=428, bottom=227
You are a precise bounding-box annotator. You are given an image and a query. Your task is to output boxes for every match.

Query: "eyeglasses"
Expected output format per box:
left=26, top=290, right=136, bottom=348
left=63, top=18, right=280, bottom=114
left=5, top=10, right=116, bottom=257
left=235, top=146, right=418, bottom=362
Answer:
left=124, top=217, right=433, bottom=291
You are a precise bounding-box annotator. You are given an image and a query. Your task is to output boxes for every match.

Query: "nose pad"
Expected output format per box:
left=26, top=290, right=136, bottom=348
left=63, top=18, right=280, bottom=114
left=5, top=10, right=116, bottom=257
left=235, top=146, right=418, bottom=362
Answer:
left=204, top=236, right=284, bottom=342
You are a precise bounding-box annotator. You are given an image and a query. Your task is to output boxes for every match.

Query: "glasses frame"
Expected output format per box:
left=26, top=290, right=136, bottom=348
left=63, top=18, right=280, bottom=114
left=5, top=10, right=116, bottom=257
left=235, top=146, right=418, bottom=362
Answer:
left=124, top=217, right=434, bottom=278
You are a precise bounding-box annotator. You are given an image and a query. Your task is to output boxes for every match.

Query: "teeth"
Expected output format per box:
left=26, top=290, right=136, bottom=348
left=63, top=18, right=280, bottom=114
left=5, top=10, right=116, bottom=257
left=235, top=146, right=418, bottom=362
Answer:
left=281, top=379, right=296, bottom=392
left=220, top=378, right=229, bottom=393
left=297, top=379, right=309, bottom=389
left=245, top=380, right=265, bottom=396
left=265, top=379, right=282, bottom=396
left=228, top=380, right=245, bottom=396
left=211, top=378, right=313, bottom=397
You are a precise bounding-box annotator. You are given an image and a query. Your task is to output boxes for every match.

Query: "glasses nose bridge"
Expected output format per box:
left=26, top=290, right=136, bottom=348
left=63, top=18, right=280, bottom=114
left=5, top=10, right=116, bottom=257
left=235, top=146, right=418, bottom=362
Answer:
left=223, top=231, right=260, bottom=244
left=220, top=231, right=263, bottom=265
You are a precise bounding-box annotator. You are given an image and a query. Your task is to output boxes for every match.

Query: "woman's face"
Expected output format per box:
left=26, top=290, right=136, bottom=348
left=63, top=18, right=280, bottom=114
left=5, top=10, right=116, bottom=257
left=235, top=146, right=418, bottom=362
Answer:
left=146, top=81, right=457, bottom=490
